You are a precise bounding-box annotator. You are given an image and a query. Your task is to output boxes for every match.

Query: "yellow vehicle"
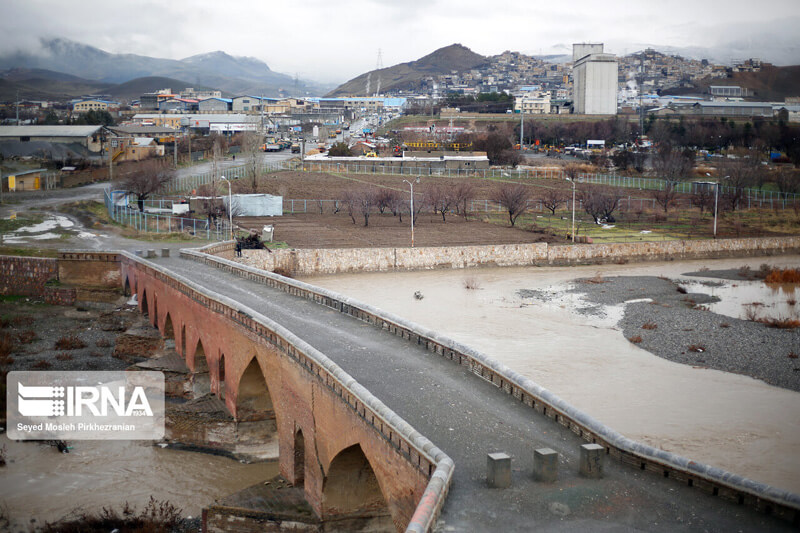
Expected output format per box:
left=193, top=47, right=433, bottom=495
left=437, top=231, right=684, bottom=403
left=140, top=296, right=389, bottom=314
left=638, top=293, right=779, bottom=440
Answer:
left=365, top=152, right=378, bottom=158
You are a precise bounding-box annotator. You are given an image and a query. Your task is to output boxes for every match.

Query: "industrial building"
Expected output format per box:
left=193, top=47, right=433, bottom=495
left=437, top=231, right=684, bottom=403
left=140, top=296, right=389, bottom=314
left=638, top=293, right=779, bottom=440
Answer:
left=572, top=43, right=618, bottom=115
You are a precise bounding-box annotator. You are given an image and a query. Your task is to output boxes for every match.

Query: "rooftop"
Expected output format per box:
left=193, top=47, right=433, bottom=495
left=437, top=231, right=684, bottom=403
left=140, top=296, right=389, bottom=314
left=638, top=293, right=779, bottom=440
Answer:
left=0, top=125, right=104, bottom=137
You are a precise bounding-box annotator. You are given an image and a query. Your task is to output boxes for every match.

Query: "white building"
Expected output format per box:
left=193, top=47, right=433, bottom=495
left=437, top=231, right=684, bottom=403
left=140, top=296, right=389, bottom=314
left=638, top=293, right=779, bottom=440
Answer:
left=514, top=93, right=551, bottom=114
left=572, top=43, right=618, bottom=115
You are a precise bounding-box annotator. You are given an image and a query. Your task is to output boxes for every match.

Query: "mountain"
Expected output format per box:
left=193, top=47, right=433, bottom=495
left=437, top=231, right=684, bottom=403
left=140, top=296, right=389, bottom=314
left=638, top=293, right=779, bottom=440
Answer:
left=328, top=44, right=488, bottom=96
left=0, top=68, right=110, bottom=100
left=0, top=38, right=332, bottom=98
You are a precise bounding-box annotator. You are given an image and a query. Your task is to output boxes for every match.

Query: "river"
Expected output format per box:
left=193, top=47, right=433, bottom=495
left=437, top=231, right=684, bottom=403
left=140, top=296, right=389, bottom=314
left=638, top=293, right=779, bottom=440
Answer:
left=0, top=438, right=277, bottom=529
left=306, top=255, right=800, bottom=494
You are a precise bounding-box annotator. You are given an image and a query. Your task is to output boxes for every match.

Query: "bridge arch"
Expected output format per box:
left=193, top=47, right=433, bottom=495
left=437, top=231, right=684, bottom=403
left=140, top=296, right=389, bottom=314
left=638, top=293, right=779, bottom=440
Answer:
left=235, top=357, right=274, bottom=421
left=190, top=338, right=211, bottom=396
left=151, top=294, right=158, bottom=328
left=322, top=444, right=389, bottom=519
left=218, top=352, right=226, bottom=399
left=162, top=312, right=175, bottom=340
left=140, top=289, right=149, bottom=317
left=294, top=429, right=305, bottom=488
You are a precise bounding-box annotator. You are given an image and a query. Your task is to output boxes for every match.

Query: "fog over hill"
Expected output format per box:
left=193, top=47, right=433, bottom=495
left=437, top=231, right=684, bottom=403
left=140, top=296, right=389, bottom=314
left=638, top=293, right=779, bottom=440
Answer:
left=0, top=38, right=334, bottom=97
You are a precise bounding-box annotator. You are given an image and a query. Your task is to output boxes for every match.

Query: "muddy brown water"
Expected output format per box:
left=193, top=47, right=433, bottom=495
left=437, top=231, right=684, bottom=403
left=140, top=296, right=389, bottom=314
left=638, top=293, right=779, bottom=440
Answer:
left=306, top=255, right=800, bottom=495
left=0, top=438, right=278, bottom=529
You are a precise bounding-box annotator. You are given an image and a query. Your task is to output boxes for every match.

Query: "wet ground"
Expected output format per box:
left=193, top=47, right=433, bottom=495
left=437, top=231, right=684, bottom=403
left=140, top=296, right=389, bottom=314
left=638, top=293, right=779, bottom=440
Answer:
left=0, top=438, right=278, bottom=530
left=306, top=255, right=800, bottom=494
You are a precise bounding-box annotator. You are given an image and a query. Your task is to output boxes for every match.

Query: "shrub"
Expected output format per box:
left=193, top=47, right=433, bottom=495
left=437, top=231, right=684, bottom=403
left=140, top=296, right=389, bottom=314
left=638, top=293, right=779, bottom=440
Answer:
left=95, top=338, right=112, bottom=348
left=33, top=360, right=52, bottom=369
left=628, top=335, right=643, bottom=344
left=765, top=268, right=800, bottom=284
left=16, top=330, right=37, bottom=344
left=641, top=322, right=657, bottom=330
left=43, top=497, right=183, bottom=533
left=463, top=277, right=481, bottom=290
left=719, top=322, right=730, bottom=328
left=737, top=265, right=752, bottom=278
left=584, top=273, right=607, bottom=284
left=55, top=353, right=73, bottom=361
left=676, top=286, right=687, bottom=294
left=759, top=317, right=800, bottom=329
left=54, top=336, right=86, bottom=350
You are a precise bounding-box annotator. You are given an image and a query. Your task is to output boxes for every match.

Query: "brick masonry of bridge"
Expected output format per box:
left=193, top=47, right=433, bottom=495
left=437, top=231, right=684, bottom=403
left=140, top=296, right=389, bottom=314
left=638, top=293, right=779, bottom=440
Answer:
left=145, top=252, right=797, bottom=532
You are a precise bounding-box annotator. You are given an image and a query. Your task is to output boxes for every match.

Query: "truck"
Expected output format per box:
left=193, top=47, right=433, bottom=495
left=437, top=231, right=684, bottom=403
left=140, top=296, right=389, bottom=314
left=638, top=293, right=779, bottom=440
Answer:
left=261, top=143, right=282, bottom=152
left=291, top=143, right=301, bottom=153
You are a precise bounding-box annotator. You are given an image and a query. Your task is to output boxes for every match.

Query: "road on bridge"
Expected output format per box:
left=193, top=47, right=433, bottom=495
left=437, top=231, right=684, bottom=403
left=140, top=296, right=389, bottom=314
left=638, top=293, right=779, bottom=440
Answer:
left=151, top=253, right=791, bottom=532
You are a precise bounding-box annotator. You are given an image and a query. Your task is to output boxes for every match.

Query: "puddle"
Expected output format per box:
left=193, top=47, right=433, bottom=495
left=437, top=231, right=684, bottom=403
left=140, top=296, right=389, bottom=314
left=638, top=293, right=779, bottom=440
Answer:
left=678, top=278, right=799, bottom=322
left=2, top=215, right=81, bottom=243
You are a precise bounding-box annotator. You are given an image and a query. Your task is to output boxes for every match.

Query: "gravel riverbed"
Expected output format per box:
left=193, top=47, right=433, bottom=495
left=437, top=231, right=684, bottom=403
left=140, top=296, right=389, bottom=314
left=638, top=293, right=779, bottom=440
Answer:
left=520, top=273, right=800, bottom=393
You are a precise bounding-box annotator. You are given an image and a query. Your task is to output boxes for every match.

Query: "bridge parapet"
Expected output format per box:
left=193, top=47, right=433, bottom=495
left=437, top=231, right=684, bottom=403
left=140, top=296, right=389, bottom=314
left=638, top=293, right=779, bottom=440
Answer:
left=122, top=251, right=453, bottom=531
left=183, top=243, right=800, bottom=527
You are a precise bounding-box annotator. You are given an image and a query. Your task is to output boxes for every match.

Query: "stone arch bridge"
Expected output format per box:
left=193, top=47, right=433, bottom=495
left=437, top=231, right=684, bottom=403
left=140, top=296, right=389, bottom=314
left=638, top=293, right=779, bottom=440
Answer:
left=48, top=249, right=800, bottom=533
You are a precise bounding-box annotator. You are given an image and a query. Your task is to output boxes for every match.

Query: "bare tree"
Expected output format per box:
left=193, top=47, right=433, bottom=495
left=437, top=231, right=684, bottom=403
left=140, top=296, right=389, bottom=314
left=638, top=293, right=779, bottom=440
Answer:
left=539, top=187, right=568, bottom=215
left=341, top=188, right=375, bottom=226
left=425, top=183, right=454, bottom=222
left=452, top=182, right=475, bottom=220
left=774, top=166, right=799, bottom=202
left=239, top=131, right=263, bottom=192
left=493, top=183, right=530, bottom=227
left=357, top=188, right=376, bottom=227
left=374, top=188, right=400, bottom=214
left=580, top=185, right=623, bottom=224
left=117, top=160, right=174, bottom=211
left=717, top=155, right=759, bottom=211
left=651, top=146, right=693, bottom=212
left=692, top=184, right=715, bottom=214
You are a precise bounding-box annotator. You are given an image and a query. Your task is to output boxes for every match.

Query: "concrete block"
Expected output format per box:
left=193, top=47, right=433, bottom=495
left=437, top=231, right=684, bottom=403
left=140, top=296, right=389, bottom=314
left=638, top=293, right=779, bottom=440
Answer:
left=533, top=447, right=558, bottom=482
left=580, top=443, right=605, bottom=478
left=146, top=249, right=156, bottom=258
left=134, top=250, right=143, bottom=257
left=161, top=248, right=170, bottom=258
left=487, top=452, right=511, bottom=488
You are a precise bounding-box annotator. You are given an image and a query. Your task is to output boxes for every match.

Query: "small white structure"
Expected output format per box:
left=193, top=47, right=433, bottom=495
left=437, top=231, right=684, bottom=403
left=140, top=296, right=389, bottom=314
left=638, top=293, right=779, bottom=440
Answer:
left=225, top=194, right=282, bottom=216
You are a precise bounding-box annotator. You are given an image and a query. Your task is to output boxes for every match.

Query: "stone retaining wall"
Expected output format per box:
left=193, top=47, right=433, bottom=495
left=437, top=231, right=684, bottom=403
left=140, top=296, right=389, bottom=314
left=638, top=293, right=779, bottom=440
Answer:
left=184, top=244, right=800, bottom=528
left=235, top=236, right=800, bottom=276
left=0, top=255, right=59, bottom=297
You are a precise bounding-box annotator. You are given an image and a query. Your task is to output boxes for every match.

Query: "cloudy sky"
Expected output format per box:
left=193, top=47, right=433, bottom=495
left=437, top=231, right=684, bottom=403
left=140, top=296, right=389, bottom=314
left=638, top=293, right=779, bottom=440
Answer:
left=1, top=0, right=799, bottom=83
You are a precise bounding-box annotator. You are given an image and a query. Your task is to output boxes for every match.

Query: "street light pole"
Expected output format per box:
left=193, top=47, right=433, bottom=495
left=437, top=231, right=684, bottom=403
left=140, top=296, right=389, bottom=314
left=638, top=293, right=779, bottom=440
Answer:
left=403, top=178, right=419, bottom=248
left=566, top=177, right=576, bottom=242
left=220, top=176, right=232, bottom=241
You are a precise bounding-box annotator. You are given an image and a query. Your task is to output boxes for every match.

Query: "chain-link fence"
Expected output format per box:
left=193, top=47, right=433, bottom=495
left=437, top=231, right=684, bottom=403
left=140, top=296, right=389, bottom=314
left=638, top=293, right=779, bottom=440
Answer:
left=104, top=188, right=229, bottom=240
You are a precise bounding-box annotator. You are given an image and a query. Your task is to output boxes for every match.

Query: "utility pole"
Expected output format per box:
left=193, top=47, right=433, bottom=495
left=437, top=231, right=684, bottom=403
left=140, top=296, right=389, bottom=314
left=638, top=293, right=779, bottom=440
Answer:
left=15, top=90, right=20, bottom=124
left=173, top=136, right=178, bottom=169
left=519, top=109, right=524, bottom=148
